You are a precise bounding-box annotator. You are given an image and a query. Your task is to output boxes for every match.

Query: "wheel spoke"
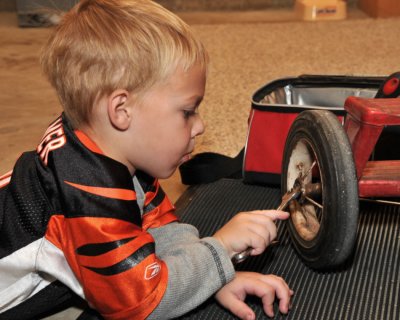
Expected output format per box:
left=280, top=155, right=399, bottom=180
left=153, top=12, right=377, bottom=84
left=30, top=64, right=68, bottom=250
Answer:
left=304, top=195, right=323, bottom=209
left=302, top=160, right=317, bottom=181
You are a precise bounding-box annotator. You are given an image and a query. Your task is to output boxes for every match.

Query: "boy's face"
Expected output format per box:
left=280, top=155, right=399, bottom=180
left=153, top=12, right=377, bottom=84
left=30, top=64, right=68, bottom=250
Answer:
left=126, top=64, right=206, bottom=178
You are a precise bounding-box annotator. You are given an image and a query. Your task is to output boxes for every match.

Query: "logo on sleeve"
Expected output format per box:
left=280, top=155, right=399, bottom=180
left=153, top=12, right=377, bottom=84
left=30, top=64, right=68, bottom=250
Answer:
left=145, top=262, right=161, bottom=280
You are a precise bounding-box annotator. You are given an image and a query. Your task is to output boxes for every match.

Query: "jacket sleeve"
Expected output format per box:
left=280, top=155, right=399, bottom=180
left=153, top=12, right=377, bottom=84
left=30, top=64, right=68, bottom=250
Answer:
left=147, top=222, right=236, bottom=319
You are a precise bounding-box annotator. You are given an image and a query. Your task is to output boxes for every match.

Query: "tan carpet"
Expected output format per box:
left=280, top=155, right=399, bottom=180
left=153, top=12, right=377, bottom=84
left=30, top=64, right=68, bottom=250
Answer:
left=193, top=17, right=400, bottom=154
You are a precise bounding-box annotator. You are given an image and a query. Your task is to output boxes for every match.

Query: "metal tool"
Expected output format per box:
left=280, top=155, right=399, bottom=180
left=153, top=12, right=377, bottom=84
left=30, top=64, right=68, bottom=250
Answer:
left=276, top=187, right=302, bottom=211
left=231, top=187, right=301, bottom=265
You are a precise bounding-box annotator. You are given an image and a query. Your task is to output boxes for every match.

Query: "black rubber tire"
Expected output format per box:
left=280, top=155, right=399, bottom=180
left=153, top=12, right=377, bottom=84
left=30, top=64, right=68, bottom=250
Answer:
left=281, top=110, right=359, bottom=270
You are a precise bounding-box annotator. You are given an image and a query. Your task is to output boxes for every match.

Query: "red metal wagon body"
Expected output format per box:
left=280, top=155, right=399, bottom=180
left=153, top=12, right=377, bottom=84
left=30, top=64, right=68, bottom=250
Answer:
left=344, top=97, right=400, bottom=198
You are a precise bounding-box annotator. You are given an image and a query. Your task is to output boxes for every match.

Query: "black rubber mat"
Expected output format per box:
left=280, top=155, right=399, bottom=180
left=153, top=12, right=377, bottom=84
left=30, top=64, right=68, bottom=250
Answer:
left=175, top=179, right=400, bottom=320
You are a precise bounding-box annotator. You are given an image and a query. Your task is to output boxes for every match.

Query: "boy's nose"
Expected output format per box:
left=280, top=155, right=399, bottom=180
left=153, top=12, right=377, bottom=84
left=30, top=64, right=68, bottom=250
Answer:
left=193, top=115, right=205, bottom=137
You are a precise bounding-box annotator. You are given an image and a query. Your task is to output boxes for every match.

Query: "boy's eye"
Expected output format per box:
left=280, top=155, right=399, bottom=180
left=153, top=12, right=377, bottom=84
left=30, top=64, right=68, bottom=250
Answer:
left=183, top=110, right=196, bottom=119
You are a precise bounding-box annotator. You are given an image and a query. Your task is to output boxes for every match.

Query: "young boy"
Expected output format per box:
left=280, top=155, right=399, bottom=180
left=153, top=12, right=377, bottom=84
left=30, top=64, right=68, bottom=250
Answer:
left=0, top=1, right=293, bottom=319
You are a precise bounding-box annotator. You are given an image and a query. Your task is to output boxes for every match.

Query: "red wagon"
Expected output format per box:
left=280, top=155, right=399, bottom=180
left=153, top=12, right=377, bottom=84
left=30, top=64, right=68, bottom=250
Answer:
left=244, top=73, right=400, bottom=269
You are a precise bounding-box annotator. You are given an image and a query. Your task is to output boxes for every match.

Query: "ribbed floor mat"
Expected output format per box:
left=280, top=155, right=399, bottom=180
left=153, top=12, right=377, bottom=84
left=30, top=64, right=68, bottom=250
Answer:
left=175, top=179, right=400, bottom=320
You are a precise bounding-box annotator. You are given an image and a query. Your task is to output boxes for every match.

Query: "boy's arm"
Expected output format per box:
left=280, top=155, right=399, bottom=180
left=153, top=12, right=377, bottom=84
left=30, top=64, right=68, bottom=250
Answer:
left=147, top=222, right=235, bottom=319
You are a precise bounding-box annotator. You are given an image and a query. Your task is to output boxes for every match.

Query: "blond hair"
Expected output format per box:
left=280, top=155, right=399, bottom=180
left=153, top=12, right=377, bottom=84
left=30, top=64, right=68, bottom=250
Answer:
left=40, top=0, right=208, bottom=128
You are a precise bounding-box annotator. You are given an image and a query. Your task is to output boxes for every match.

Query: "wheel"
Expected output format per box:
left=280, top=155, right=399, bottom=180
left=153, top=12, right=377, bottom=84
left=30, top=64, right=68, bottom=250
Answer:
left=281, top=110, right=359, bottom=270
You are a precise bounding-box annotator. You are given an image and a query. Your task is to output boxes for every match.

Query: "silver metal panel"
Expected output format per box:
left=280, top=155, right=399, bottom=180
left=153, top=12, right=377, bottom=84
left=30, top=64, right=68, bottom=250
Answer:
left=260, top=86, right=377, bottom=109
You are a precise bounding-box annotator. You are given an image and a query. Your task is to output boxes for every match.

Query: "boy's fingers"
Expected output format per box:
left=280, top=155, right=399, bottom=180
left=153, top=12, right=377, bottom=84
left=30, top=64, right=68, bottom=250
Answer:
left=247, top=233, right=269, bottom=255
left=260, top=276, right=293, bottom=314
left=278, top=288, right=294, bottom=314
left=260, top=292, right=276, bottom=317
left=251, top=210, right=290, bottom=221
left=220, top=292, right=255, bottom=320
left=242, top=279, right=276, bottom=317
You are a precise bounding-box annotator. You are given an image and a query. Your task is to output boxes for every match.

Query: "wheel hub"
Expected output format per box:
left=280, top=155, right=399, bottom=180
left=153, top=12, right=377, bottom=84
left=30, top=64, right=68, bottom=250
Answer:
left=287, top=147, right=323, bottom=241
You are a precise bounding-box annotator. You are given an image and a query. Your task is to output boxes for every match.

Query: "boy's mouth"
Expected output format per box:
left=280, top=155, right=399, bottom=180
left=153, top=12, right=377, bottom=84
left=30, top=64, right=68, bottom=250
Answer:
left=180, top=153, right=191, bottom=164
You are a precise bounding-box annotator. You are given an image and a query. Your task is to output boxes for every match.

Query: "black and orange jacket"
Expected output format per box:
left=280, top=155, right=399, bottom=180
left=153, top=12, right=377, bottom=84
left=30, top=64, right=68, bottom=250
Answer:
left=0, top=114, right=178, bottom=319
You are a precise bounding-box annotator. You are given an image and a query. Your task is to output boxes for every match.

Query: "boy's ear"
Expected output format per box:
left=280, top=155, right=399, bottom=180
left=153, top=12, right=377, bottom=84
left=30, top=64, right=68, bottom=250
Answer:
left=107, top=89, right=132, bottom=131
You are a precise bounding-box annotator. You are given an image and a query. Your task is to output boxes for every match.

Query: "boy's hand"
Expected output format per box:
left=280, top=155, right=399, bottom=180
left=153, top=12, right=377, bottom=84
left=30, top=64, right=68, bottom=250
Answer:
left=215, top=272, right=294, bottom=320
left=213, top=210, right=289, bottom=258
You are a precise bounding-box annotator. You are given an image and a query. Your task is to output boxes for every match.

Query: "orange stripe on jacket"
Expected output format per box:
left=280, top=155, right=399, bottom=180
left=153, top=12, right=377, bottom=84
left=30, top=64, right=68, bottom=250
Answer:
left=144, top=180, right=158, bottom=207
left=142, top=196, right=178, bottom=230
left=64, top=181, right=136, bottom=201
left=75, top=130, right=104, bottom=155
